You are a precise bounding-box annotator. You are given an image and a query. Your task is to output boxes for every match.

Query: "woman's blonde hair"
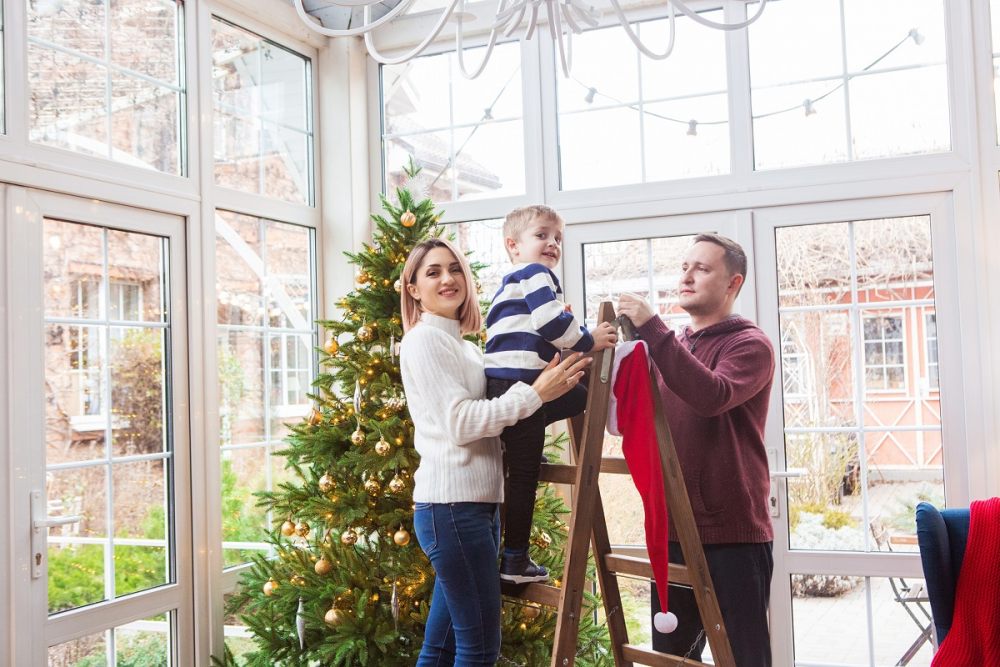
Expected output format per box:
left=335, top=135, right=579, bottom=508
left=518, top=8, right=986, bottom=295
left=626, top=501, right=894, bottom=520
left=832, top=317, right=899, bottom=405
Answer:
left=400, top=237, right=482, bottom=335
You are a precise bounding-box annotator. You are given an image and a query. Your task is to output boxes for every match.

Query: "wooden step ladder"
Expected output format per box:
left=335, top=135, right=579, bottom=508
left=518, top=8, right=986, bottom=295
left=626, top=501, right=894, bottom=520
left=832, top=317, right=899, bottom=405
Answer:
left=501, top=302, right=736, bottom=667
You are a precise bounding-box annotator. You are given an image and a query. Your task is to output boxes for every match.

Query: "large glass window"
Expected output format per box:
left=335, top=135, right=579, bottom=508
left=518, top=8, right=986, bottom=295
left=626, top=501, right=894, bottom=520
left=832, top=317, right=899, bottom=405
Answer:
left=381, top=43, right=525, bottom=204
left=27, top=0, right=186, bottom=174
left=215, top=211, right=316, bottom=569
left=556, top=12, right=729, bottom=190
left=749, top=0, right=949, bottom=169
left=775, top=216, right=941, bottom=555
left=212, top=19, right=314, bottom=205
left=446, top=219, right=509, bottom=301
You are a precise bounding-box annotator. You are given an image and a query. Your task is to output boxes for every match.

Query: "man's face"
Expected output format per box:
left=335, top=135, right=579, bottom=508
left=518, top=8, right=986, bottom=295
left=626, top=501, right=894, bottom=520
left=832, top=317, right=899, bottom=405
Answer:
left=677, top=241, right=741, bottom=317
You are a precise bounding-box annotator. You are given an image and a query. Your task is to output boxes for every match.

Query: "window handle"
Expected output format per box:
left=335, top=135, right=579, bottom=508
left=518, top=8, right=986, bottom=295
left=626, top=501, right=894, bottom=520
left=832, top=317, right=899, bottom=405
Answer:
left=30, top=490, right=81, bottom=579
left=769, top=468, right=806, bottom=479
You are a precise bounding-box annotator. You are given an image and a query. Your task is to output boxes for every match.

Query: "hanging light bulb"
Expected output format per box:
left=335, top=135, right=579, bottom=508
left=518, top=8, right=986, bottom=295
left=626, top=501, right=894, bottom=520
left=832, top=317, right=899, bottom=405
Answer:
left=803, top=99, right=816, bottom=116
left=686, top=119, right=698, bottom=137
left=908, top=28, right=925, bottom=46
left=483, top=108, right=494, bottom=120
left=584, top=87, right=597, bottom=104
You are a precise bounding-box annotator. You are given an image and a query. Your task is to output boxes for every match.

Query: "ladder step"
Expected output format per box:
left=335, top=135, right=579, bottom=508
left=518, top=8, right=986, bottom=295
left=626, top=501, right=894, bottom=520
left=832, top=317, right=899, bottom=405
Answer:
left=621, top=644, right=711, bottom=666
left=537, top=457, right=631, bottom=484
left=604, top=554, right=692, bottom=587
left=500, top=581, right=562, bottom=607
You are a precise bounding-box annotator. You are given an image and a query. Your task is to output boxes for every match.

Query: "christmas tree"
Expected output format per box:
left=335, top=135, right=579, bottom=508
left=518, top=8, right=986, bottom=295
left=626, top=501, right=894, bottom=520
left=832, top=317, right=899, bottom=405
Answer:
left=224, top=166, right=612, bottom=666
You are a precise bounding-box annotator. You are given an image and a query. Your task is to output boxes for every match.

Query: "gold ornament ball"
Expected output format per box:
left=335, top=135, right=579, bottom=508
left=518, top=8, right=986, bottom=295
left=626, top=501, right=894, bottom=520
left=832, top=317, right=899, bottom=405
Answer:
left=357, top=325, right=373, bottom=342
left=324, top=608, right=344, bottom=626
left=263, top=578, right=278, bottom=596
left=393, top=279, right=402, bottom=294
left=280, top=520, right=296, bottom=537
left=375, top=438, right=391, bottom=456
left=523, top=603, right=541, bottom=619
left=356, top=271, right=370, bottom=285
left=400, top=210, right=417, bottom=228
left=314, top=558, right=333, bottom=576
left=341, top=529, right=358, bottom=545
left=393, top=527, right=411, bottom=547
left=307, top=409, right=322, bottom=426
left=324, top=338, right=339, bottom=355
left=318, top=473, right=335, bottom=493
left=351, top=428, right=365, bottom=446
left=388, top=475, right=406, bottom=494
left=364, top=478, right=381, bottom=496
left=295, top=521, right=310, bottom=537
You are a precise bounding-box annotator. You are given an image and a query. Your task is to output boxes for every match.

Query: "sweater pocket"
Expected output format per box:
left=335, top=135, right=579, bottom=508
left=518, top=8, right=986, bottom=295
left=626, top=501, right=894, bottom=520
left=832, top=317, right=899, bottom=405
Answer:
left=691, top=468, right=728, bottom=527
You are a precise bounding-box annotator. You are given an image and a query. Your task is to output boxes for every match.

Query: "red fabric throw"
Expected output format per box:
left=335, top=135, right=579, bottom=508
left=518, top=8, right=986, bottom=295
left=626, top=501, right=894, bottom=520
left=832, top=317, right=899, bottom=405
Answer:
left=611, top=342, right=676, bottom=632
left=931, top=496, right=1000, bottom=667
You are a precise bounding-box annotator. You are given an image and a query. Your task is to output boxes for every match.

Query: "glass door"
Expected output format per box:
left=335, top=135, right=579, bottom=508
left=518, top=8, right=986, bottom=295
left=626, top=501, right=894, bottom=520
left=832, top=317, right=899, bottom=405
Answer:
left=8, top=188, right=193, bottom=665
left=754, top=193, right=966, bottom=666
left=562, top=211, right=753, bottom=648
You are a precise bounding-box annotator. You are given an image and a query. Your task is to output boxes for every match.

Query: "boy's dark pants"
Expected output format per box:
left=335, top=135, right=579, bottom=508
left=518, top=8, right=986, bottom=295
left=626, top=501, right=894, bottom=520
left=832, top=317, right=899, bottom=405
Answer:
left=486, top=377, right=587, bottom=551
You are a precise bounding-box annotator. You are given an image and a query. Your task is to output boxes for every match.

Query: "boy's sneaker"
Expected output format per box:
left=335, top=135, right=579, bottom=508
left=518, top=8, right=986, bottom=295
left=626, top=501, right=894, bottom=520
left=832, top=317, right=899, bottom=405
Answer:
left=500, top=552, right=549, bottom=584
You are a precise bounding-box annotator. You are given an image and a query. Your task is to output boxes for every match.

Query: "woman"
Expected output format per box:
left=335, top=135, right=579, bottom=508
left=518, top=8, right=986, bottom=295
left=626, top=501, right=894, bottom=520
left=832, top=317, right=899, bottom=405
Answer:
left=400, top=238, right=591, bottom=666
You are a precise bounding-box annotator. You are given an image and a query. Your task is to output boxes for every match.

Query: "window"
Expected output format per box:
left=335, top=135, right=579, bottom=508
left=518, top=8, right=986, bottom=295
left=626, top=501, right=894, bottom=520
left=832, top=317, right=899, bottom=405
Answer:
left=991, top=0, right=1000, bottom=142
left=446, top=219, right=509, bottom=300
left=863, top=314, right=905, bottom=392
left=556, top=12, right=729, bottom=190
left=780, top=323, right=811, bottom=399
left=215, top=211, right=315, bottom=568
left=749, top=0, right=949, bottom=169
left=212, top=18, right=314, bottom=205
left=925, top=312, right=939, bottom=390
left=27, top=0, right=186, bottom=174
left=381, top=42, right=525, bottom=204
left=775, top=215, right=941, bottom=553
left=0, top=1, right=5, bottom=134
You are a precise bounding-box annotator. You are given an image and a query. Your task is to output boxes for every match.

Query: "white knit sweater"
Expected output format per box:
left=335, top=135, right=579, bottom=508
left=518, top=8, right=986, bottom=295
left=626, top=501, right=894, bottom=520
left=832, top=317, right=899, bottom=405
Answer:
left=400, top=313, right=543, bottom=503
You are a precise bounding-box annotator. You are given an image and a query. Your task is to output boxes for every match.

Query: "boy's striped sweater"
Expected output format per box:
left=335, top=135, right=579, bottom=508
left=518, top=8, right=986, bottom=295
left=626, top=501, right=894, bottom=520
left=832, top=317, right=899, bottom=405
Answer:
left=485, top=262, right=593, bottom=383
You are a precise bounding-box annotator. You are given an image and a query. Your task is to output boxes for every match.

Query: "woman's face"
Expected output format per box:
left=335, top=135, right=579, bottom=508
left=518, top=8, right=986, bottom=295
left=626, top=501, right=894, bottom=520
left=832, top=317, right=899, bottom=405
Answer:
left=407, top=246, right=467, bottom=320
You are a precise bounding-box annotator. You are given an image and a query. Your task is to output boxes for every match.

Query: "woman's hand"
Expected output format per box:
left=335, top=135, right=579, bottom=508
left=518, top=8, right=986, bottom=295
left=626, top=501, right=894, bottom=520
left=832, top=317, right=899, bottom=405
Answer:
left=531, top=353, right=593, bottom=403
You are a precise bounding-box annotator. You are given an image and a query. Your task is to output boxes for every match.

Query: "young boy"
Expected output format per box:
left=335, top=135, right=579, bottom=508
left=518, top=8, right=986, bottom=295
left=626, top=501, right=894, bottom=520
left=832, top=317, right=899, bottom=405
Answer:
left=485, top=204, right=617, bottom=583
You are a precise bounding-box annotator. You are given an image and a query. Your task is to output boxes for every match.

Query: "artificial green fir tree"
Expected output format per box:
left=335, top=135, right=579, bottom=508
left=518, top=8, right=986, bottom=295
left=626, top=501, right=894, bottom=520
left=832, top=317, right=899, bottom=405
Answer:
left=224, top=167, right=612, bottom=666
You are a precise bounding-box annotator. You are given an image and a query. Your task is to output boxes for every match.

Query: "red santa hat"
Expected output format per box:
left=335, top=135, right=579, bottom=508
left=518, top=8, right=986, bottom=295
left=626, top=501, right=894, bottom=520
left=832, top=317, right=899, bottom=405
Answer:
left=608, top=341, right=678, bottom=634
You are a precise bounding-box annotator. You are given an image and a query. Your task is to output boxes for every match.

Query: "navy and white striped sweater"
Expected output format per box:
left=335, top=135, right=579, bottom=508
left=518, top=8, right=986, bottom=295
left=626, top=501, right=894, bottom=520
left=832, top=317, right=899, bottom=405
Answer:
left=485, top=263, right=594, bottom=383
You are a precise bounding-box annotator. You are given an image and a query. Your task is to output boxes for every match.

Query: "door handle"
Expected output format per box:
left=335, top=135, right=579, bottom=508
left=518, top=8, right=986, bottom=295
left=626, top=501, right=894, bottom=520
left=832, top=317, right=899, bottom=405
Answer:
left=769, top=468, right=806, bottom=479
left=30, top=490, right=82, bottom=579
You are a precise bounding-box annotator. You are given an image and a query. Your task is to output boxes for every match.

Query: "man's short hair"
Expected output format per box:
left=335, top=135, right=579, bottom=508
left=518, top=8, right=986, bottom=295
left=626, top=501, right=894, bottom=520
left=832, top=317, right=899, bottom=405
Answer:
left=693, top=233, right=747, bottom=279
left=503, top=205, right=563, bottom=243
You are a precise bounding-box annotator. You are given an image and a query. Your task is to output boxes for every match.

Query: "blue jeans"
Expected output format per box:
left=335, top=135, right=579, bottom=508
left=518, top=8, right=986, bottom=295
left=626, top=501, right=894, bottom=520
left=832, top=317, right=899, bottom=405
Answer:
left=414, top=502, right=502, bottom=666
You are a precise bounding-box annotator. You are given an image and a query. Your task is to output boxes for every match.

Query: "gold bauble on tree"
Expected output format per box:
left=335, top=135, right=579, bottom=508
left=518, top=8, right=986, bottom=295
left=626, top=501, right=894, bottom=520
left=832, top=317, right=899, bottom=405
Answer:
left=400, top=210, right=417, bottom=228
left=393, top=526, right=411, bottom=546
left=393, top=279, right=402, bottom=294
left=388, top=475, right=406, bottom=494
left=280, top=520, right=296, bottom=537
left=523, top=603, right=541, bottom=620
left=307, top=409, right=322, bottom=426
left=295, top=521, right=310, bottom=537
left=314, top=558, right=333, bottom=576
left=341, top=529, right=358, bottom=545
left=263, top=578, right=279, bottom=596
left=364, top=478, right=381, bottom=496
left=351, top=428, right=365, bottom=446
left=357, top=325, right=373, bottom=342
left=355, top=271, right=370, bottom=285
left=324, top=337, right=339, bottom=355
left=375, top=438, right=391, bottom=456
left=318, top=473, right=335, bottom=493
left=324, top=607, right=344, bottom=626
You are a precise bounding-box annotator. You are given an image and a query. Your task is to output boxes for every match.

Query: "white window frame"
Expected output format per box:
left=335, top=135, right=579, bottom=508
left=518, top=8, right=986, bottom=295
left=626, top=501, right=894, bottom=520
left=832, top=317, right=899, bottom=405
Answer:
left=924, top=311, right=940, bottom=391
left=861, top=312, right=908, bottom=394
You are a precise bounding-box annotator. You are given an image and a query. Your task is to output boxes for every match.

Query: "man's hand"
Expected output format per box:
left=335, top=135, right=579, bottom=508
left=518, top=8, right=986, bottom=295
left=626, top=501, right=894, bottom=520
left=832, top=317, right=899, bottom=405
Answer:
left=590, top=321, right=618, bottom=351
left=617, top=293, right=655, bottom=328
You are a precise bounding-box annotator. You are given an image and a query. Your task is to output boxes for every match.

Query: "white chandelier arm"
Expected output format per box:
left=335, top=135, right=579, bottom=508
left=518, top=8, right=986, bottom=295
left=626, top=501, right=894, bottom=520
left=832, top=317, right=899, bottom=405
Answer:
left=670, top=0, right=768, bottom=30
left=552, top=2, right=573, bottom=76
left=608, top=0, right=676, bottom=60
left=363, top=0, right=462, bottom=65
left=293, top=0, right=416, bottom=37
left=561, top=4, right=584, bottom=34
left=455, top=0, right=508, bottom=79
left=499, top=3, right=528, bottom=36
left=524, top=2, right=540, bottom=40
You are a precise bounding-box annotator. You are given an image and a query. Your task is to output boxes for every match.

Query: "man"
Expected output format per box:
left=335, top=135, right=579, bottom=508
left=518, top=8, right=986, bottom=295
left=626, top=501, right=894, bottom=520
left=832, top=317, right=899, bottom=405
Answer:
left=617, top=233, right=776, bottom=667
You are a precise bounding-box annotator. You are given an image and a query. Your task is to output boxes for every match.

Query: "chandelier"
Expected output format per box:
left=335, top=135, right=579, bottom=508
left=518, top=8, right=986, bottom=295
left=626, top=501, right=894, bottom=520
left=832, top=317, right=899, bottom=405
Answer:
left=293, top=0, right=768, bottom=78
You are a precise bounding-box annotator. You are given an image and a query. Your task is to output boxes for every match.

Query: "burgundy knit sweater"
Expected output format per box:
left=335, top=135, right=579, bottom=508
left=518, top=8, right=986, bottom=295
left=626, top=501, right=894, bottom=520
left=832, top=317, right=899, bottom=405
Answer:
left=636, top=315, right=775, bottom=544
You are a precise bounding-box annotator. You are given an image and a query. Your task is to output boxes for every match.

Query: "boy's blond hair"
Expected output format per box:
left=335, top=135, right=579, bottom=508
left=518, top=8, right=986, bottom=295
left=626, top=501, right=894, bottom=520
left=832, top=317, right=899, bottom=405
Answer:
left=503, top=205, right=564, bottom=260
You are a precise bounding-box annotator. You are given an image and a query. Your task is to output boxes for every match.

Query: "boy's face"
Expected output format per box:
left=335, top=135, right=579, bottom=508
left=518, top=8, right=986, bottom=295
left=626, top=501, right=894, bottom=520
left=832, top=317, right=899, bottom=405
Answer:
left=506, top=216, right=563, bottom=269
